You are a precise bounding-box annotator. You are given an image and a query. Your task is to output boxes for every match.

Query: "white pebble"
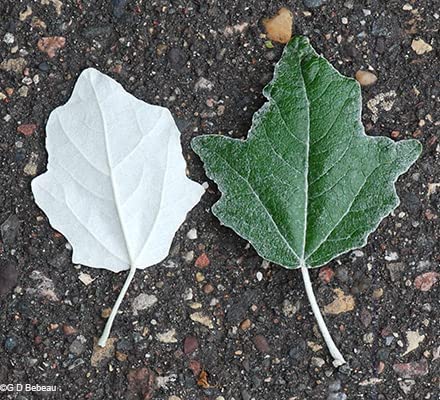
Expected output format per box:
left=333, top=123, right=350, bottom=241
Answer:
left=3, top=33, right=15, bottom=44
left=385, top=251, right=399, bottom=261
left=352, top=250, right=364, bottom=258
left=183, top=288, right=193, bottom=301
left=186, top=228, right=197, bottom=240
left=256, top=271, right=263, bottom=281
left=183, top=250, right=194, bottom=263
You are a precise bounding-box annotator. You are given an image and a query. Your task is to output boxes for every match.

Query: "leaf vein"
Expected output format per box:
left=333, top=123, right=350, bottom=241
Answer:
left=213, top=151, right=301, bottom=262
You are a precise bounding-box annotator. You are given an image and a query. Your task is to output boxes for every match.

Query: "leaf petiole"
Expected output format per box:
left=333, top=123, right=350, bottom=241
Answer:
left=300, top=262, right=346, bottom=367
left=98, top=264, right=137, bottom=347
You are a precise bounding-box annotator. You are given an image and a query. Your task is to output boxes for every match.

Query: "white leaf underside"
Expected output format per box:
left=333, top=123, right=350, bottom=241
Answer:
left=32, top=68, right=204, bottom=272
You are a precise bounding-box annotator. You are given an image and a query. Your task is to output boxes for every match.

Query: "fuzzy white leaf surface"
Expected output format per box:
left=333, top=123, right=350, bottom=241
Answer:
left=32, top=68, right=204, bottom=272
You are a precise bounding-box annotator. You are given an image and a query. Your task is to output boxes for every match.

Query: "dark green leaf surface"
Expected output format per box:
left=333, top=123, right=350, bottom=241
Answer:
left=192, top=36, right=421, bottom=269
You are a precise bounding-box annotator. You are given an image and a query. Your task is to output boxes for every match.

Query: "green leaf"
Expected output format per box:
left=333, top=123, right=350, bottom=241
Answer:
left=192, top=36, right=421, bottom=270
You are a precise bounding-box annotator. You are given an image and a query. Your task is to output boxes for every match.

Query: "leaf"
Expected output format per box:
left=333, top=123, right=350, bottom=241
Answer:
left=192, top=36, right=421, bottom=270
left=32, top=68, right=204, bottom=272
left=191, top=36, right=421, bottom=366
left=32, top=68, right=204, bottom=344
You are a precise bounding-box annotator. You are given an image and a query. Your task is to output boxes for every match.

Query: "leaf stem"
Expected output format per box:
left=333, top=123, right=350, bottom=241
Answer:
left=98, top=264, right=137, bottom=347
left=300, top=262, right=346, bottom=367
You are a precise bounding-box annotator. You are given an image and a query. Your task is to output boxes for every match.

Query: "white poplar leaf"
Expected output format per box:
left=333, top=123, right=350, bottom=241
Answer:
left=32, top=68, right=204, bottom=345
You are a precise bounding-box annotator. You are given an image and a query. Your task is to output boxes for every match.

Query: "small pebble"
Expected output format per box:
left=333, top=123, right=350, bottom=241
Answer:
left=132, top=293, right=158, bottom=316
left=156, top=43, right=168, bottom=57
left=183, top=250, right=194, bottom=263
left=194, top=77, right=214, bottom=92
left=183, top=288, right=193, bottom=301
left=393, top=359, right=429, bottom=378
left=23, top=152, right=39, bottom=176
left=311, top=357, right=325, bottom=368
left=190, top=302, right=202, bottom=309
left=156, top=329, right=178, bottom=344
left=372, top=288, right=383, bottom=299
left=69, top=335, right=87, bottom=356
left=239, top=319, right=252, bottom=330
left=307, top=341, right=322, bottom=352
left=37, top=36, right=66, bottom=58
left=363, top=332, right=374, bottom=344
left=62, top=324, right=77, bottom=336
left=3, top=33, right=15, bottom=44
left=411, top=39, right=433, bottom=55
left=38, top=62, right=50, bottom=72
left=101, top=308, right=112, bottom=318
left=17, top=86, right=29, bottom=97
left=195, top=272, right=205, bottom=282
left=183, top=336, right=198, bottom=354
left=203, top=283, right=214, bottom=294
left=355, top=70, right=377, bottom=86
left=4, top=337, right=17, bottom=351
left=0, top=58, right=27, bottom=74
left=252, top=334, right=270, bottom=353
left=414, top=272, right=439, bottom=291
left=319, top=266, right=335, bottom=283
left=19, top=5, right=32, bottom=21
left=386, top=262, right=405, bottom=281
left=262, top=7, right=293, bottom=44
left=282, top=299, right=297, bottom=317
left=190, top=312, right=213, bottom=329
left=186, top=228, right=197, bottom=240
left=195, top=253, right=210, bottom=268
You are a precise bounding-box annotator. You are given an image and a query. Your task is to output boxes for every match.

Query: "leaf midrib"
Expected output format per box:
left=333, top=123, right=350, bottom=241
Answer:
left=299, top=57, right=310, bottom=265
left=90, top=82, right=135, bottom=266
